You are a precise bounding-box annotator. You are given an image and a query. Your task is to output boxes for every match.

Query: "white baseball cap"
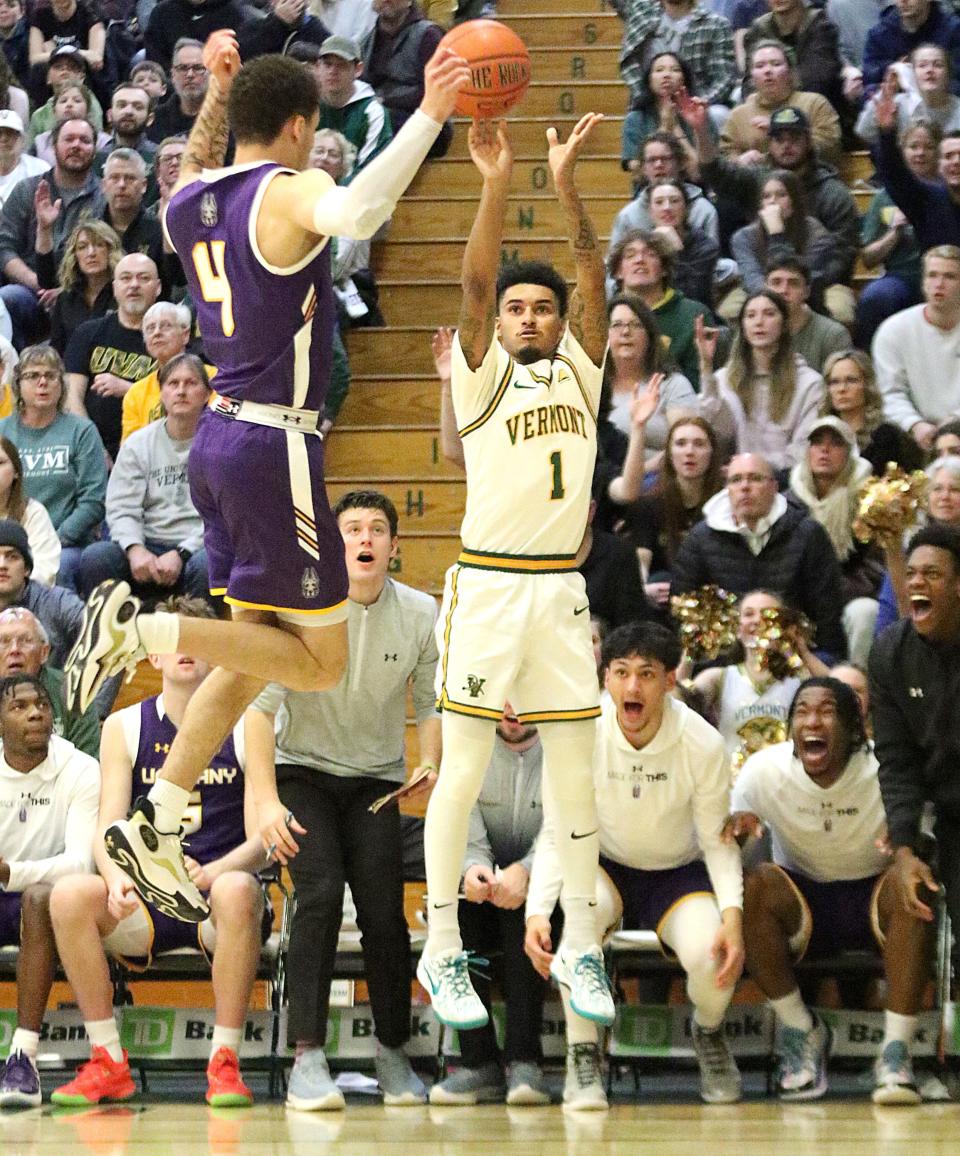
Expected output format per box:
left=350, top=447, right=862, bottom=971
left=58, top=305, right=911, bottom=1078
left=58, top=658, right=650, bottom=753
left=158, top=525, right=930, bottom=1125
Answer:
left=0, top=110, right=24, bottom=135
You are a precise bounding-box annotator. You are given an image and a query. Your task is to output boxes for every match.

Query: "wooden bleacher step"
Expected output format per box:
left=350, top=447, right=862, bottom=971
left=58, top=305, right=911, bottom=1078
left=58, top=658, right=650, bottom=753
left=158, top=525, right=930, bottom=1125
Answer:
left=372, top=237, right=609, bottom=280
left=410, top=155, right=626, bottom=197
left=391, top=194, right=622, bottom=237
left=446, top=114, right=624, bottom=158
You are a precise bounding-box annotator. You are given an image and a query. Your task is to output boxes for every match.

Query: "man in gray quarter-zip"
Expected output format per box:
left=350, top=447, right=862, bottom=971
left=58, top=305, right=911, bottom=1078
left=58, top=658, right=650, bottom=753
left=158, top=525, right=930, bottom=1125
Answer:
left=246, top=489, right=440, bottom=1112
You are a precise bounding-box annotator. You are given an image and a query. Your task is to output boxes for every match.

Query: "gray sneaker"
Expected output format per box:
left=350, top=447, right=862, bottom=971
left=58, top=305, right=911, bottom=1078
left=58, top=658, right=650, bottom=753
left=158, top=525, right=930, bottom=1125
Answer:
left=872, top=1041, right=921, bottom=1105
left=562, top=1043, right=608, bottom=1111
left=777, top=1014, right=831, bottom=1101
left=505, top=1062, right=550, bottom=1106
left=374, top=1045, right=426, bottom=1106
left=692, top=1022, right=742, bottom=1104
left=286, top=1049, right=345, bottom=1112
left=428, top=1061, right=505, bottom=1106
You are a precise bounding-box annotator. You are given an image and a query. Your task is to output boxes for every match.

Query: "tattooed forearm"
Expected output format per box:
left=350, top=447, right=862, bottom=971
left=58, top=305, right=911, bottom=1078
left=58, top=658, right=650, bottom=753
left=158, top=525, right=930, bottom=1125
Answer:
left=182, top=83, right=230, bottom=175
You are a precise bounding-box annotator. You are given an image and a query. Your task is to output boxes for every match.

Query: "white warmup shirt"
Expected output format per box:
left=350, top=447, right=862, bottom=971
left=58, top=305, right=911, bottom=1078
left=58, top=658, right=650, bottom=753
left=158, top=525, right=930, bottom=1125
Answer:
left=526, top=696, right=742, bottom=918
left=732, top=741, right=888, bottom=881
left=0, top=734, right=100, bottom=891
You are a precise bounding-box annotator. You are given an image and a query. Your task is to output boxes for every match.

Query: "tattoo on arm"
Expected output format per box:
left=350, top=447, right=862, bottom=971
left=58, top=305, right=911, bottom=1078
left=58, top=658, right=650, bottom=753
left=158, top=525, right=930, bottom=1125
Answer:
left=182, top=87, right=230, bottom=175
left=560, top=189, right=606, bottom=360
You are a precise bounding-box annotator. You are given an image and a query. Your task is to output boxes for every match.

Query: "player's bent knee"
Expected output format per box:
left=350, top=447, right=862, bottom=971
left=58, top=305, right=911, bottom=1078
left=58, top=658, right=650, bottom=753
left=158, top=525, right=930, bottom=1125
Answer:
left=20, top=882, right=54, bottom=928
left=743, top=863, right=785, bottom=911
left=210, top=872, right=263, bottom=923
left=50, top=875, right=108, bottom=926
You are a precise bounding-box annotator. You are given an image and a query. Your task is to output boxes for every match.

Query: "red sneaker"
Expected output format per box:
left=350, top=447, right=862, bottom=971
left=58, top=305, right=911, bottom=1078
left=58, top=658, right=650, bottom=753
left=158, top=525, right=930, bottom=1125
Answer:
left=206, top=1048, right=254, bottom=1107
left=51, top=1047, right=137, bottom=1105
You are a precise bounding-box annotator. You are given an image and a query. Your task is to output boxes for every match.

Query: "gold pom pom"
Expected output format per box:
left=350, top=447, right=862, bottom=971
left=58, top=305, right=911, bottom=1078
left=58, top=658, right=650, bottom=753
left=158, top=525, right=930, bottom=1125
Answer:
left=853, top=463, right=928, bottom=549
left=670, top=584, right=740, bottom=661
left=752, top=606, right=814, bottom=678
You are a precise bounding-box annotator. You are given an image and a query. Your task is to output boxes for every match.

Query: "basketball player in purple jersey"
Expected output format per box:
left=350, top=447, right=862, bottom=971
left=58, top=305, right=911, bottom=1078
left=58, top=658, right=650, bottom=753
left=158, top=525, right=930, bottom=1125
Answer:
left=63, top=30, right=470, bottom=921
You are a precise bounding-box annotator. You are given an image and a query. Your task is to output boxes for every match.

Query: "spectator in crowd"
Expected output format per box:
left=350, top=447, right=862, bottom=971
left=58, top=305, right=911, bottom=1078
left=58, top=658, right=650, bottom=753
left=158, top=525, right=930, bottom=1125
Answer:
left=27, top=0, right=104, bottom=76
left=856, top=119, right=935, bottom=346
left=0, top=607, right=99, bottom=755
left=129, top=59, right=167, bottom=105
left=607, top=229, right=717, bottom=390
left=525, top=622, right=745, bottom=1111
left=857, top=43, right=960, bottom=143
left=828, top=0, right=885, bottom=70
left=681, top=92, right=858, bottom=284
left=145, top=0, right=248, bottom=74
left=934, top=417, right=960, bottom=456
left=77, top=353, right=211, bottom=604
left=310, top=128, right=383, bottom=327
left=0, top=673, right=99, bottom=1109
left=0, top=44, right=26, bottom=126
left=732, top=679, right=924, bottom=1104
left=671, top=451, right=848, bottom=657
left=0, top=109, right=47, bottom=211
left=238, top=0, right=329, bottom=60
left=612, top=131, right=720, bottom=247
left=0, top=347, right=106, bottom=590
left=743, top=0, right=852, bottom=113
left=787, top=416, right=882, bottom=662
left=96, top=149, right=163, bottom=272
left=121, top=300, right=196, bottom=442
left=874, top=453, right=960, bottom=631
left=316, top=35, right=393, bottom=177
left=874, top=76, right=960, bottom=249
left=50, top=596, right=266, bottom=1109
left=146, top=39, right=206, bottom=145
left=611, top=0, right=736, bottom=129
left=64, top=251, right=160, bottom=461
left=145, top=133, right=186, bottom=220
left=578, top=484, right=660, bottom=631
left=863, top=0, right=960, bottom=95
left=765, top=257, right=850, bottom=374
left=0, top=0, right=30, bottom=92
left=691, top=589, right=827, bottom=769
left=31, top=83, right=109, bottom=166
left=0, top=517, right=87, bottom=666
left=94, top=83, right=157, bottom=176
left=621, top=53, right=709, bottom=177
left=722, top=44, right=842, bottom=166
left=315, top=0, right=376, bottom=44
left=698, top=293, right=826, bottom=472
left=601, top=293, right=696, bottom=477
left=646, top=176, right=719, bottom=307
left=821, top=348, right=923, bottom=474
left=27, top=45, right=103, bottom=141
left=0, top=116, right=104, bottom=349
left=0, top=439, right=59, bottom=587
left=361, top=0, right=450, bottom=158
left=730, top=169, right=855, bottom=324
left=246, top=490, right=438, bottom=1110
left=42, top=220, right=120, bottom=356
left=623, top=416, right=724, bottom=603
left=872, top=244, right=960, bottom=453
left=430, top=704, right=550, bottom=1107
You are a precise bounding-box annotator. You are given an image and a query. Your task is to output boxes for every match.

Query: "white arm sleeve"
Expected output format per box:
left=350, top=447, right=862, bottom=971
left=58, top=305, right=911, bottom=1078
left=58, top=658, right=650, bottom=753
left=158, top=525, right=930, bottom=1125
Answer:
left=312, top=110, right=444, bottom=240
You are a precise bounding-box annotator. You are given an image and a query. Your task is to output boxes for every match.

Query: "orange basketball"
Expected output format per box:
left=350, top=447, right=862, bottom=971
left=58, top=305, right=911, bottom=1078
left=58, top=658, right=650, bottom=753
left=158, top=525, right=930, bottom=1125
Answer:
left=439, top=19, right=531, bottom=119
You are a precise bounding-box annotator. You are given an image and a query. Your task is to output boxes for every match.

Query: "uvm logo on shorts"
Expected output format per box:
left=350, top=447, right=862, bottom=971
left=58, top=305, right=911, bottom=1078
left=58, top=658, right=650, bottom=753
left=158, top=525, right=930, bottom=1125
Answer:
left=301, top=567, right=320, bottom=598
left=464, top=674, right=486, bottom=698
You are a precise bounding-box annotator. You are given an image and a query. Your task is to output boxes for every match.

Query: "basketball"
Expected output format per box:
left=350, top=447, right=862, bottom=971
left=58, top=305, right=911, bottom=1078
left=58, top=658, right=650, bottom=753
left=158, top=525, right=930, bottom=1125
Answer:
left=439, top=19, right=531, bottom=119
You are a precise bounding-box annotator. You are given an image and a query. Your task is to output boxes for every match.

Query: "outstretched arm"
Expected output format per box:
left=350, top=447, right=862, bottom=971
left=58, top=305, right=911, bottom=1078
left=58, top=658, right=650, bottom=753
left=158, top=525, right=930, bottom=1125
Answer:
left=549, top=113, right=607, bottom=365
left=458, top=120, right=513, bottom=370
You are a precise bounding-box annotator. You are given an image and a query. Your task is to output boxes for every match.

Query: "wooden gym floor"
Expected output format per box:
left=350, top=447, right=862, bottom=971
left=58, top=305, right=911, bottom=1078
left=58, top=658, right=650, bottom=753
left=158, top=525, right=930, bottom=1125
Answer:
left=1, top=1080, right=959, bottom=1154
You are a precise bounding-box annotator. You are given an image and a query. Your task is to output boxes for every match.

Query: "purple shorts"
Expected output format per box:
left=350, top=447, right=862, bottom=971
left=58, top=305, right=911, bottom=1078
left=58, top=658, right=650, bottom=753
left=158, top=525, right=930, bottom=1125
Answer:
left=189, top=411, right=348, bottom=617
left=0, top=891, right=20, bottom=946
left=113, top=898, right=273, bottom=971
left=600, top=857, right=714, bottom=936
left=781, top=867, right=883, bottom=959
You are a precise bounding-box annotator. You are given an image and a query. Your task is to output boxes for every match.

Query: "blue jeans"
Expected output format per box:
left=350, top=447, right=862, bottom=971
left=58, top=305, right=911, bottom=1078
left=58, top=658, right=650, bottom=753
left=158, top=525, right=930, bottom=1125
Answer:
left=855, top=273, right=920, bottom=349
left=77, top=539, right=211, bottom=605
left=0, top=284, right=44, bottom=350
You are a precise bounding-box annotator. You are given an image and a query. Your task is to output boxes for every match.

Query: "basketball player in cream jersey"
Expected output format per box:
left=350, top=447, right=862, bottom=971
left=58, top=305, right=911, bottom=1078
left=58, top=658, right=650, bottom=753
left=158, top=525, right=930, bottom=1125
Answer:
left=417, top=114, right=616, bottom=1030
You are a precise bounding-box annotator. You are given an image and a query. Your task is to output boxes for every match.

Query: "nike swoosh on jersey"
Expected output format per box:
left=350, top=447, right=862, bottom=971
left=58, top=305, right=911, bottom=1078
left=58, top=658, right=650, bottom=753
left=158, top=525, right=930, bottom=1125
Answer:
left=513, top=382, right=539, bottom=389
left=574, top=605, right=590, bottom=615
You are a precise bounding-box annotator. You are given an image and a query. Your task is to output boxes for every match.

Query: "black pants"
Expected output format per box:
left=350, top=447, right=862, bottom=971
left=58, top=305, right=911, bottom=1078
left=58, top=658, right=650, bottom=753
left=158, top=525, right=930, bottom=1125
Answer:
left=456, top=899, right=558, bottom=1066
left=277, top=766, right=411, bottom=1048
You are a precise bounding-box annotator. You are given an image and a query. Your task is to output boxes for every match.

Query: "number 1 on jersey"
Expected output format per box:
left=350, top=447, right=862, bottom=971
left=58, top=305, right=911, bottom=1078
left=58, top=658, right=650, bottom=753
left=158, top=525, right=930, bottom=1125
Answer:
left=192, top=240, right=235, bottom=337
left=549, top=450, right=565, bottom=500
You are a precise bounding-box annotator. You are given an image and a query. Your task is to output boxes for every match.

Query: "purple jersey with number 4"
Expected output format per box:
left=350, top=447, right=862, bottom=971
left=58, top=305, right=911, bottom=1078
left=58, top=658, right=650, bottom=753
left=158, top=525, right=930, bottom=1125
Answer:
left=164, top=162, right=337, bottom=410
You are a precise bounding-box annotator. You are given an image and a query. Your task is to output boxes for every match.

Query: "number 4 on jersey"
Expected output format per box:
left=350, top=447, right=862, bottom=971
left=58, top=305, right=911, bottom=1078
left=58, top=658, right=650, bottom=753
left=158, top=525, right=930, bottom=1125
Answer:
left=192, top=240, right=235, bottom=337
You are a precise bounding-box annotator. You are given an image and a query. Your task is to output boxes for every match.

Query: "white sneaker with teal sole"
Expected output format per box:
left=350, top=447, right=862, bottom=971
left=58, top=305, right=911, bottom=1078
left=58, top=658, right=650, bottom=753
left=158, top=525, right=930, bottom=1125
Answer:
left=416, top=950, right=488, bottom=1029
left=550, top=945, right=615, bottom=1025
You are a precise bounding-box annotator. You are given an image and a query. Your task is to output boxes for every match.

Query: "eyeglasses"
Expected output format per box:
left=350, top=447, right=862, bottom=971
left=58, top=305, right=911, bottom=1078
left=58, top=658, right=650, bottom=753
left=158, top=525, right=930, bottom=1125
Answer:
left=173, top=63, right=206, bottom=75
left=19, top=371, right=58, bottom=384
left=0, top=634, right=40, bottom=650
left=728, top=473, right=773, bottom=485
left=609, top=320, right=643, bottom=332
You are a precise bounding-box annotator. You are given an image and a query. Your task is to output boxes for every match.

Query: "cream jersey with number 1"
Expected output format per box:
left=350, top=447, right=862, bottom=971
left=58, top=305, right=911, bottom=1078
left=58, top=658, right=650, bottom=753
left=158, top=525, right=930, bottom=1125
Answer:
left=452, top=328, right=602, bottom=568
